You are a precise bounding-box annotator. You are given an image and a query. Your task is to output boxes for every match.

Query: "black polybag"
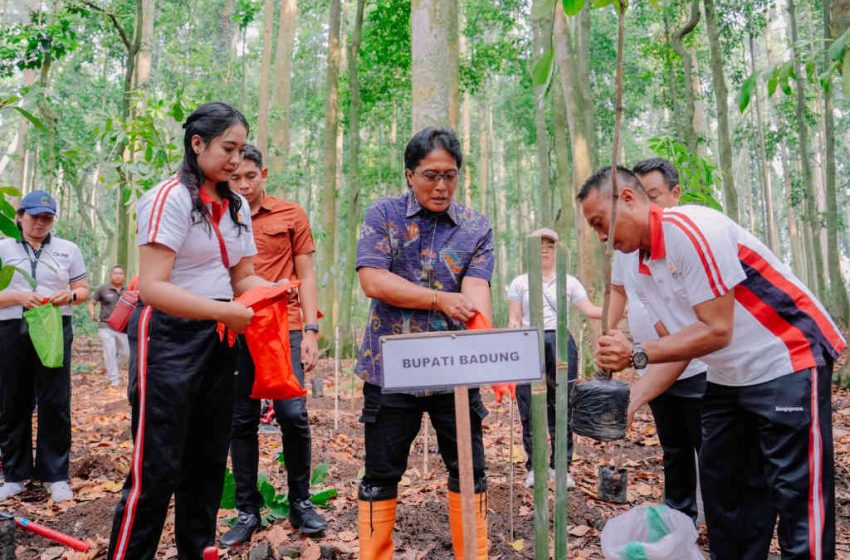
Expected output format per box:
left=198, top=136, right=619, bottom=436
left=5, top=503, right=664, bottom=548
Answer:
left=570, top=379, right=630, bottom=441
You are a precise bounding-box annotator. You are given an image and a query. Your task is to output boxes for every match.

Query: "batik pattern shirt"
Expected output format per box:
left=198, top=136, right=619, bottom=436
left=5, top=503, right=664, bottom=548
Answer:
left=354, top=190, right=494, bottom=386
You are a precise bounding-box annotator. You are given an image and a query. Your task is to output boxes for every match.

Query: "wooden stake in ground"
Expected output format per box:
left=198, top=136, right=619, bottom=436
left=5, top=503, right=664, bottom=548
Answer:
left=526, top=235, right=550, bottom=560
left=509, top=397, right=516, bottom=542
left=454, top=386, right=478, bottom=558
left=350, top=325, right=357, bottom=408
left=334, top=325, right=340, bottom=431
left=554, top=242, right=570, bottom=559
left=423, top=414, right=430, bottom=476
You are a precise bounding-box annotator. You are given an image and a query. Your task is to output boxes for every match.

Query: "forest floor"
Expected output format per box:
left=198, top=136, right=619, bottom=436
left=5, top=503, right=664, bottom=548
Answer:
left=4, top=334, right=850, bottom=559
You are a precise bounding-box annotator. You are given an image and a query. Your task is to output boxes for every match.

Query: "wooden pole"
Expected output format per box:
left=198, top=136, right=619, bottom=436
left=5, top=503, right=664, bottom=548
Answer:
left=554, top=242, right=570, bottom=558
left=526, top=235, right=550, bottom=559
left=423, top=414, right=430, bottom=476
left=350, top=325, right=357, bottom=407
left=453, top=386, right=478, bottom=559
left=509, top=397, right=516, bottom=542
left=334, top=325, right=340, bottom=431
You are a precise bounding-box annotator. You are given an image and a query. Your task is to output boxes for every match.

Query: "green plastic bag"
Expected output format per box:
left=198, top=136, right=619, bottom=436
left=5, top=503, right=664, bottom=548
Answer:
left=24, top=304, right=64, bottom=368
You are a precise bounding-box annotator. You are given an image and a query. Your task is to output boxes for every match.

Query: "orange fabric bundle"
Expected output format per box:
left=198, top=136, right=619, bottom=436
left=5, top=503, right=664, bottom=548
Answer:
left=466, top=312, right=516, bottom=402
left=233, top=282, right=307, bottom=400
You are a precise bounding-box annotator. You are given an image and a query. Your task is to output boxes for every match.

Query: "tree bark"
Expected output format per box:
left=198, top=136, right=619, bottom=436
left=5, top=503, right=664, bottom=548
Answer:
left=787, top=0, right=826, bottom=298
left=552, top=77, right=574, bottom=244
left=318, top=0, right=342, bottom=327
left=702, top=0, right=739, bottom=221
left=411, top=0, right=459, bottom=130
left=269, top=0, right=298, bottom=174
left=531, top=0, right=554, bottom=226
left=255, top=0, right=275, bottom=156
left=338, top=0, right=365, bottom=346
left=670, top=0, right=700, bottom=152
left=823, top=0, right=849, bottom=324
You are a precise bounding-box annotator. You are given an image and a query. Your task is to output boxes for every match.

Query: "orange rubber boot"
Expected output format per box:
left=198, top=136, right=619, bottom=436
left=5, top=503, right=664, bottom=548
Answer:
left=358, top=498, right=397, bottom=560
left=448, top=491, right=489, bottom=559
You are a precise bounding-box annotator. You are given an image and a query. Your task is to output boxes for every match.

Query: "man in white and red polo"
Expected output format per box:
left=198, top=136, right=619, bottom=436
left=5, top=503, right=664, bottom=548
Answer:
left=580, top=165, right=844, bottom=560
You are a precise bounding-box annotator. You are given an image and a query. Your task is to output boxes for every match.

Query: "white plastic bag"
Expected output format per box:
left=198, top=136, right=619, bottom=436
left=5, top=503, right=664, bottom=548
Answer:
left=600, top=505, right=703, bottom=560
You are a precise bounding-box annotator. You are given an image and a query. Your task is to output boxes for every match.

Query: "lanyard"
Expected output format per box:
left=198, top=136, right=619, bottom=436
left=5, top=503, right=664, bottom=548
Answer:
left=21, top=241, right=45, bottom=285
left=206, top=213, right=230, bottom=269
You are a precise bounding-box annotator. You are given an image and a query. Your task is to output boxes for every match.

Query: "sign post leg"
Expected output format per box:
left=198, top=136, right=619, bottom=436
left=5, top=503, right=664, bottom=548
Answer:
left=454, top=385, right=478, bottom=558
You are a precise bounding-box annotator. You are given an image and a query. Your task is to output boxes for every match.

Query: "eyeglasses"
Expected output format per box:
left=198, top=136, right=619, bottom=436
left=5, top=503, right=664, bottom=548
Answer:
left=414, top=170, right=460, bottom=185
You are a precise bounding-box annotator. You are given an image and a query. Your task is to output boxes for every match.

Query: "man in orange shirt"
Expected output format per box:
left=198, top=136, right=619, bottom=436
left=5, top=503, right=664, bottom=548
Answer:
left=221, top=145, right=326, bottom=546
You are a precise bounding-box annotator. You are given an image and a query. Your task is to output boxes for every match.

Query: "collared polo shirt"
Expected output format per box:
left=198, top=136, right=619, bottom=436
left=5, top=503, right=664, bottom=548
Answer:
left=612, top=249, right=707, bottom=380
left=136, top=176, right=257, bottom=300
left=0, top=234, right=87, bottom=320
left=506, top=273, right=590, bottom=330
left=354, top=190, right=494, bottom=386
left=250, top=194, right=314, bottom=330
left=630, top=204, right=844, bottom=387
left=92, top=283, right=125, bottom=327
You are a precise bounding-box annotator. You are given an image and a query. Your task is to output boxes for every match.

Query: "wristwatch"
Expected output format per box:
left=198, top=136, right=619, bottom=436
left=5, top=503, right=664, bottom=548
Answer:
left=71, top=291, right=78, bottom=303
left=304, top=323, right=319, bottom=334
left=630, top=342, right=649, bottom=370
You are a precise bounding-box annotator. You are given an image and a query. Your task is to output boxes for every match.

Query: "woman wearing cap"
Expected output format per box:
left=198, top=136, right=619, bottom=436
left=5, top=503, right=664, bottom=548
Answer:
left=107, top=102, right=274, bottom=560
left=506, top=228, right=602, bottom=488
left=0, top=190, right=89, bottom=502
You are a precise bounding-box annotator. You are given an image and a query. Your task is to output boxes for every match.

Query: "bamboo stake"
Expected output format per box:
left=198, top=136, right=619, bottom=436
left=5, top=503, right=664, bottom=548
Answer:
left=509, top=397, right=516, bottom=542
left=350, top=325, right=357, bottom=408
left=554, top=242, right=570, bottom=559
left=454, top=386, right=478, bottom=559
left=334, top=325, right=340, bottom=431
left=527, top=235, right=550, bottom=560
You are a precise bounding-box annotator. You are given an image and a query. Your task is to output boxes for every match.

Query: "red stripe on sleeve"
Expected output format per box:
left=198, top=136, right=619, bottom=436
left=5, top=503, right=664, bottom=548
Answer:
left=734, top=284, right=817, bottom=372
left=738, top=245, right=845, bottom=355
left=662, top=215, right=722, bottom=298
left=148, top=179, right=179, bottom=244
left=666, top=211, right=730, bottom=293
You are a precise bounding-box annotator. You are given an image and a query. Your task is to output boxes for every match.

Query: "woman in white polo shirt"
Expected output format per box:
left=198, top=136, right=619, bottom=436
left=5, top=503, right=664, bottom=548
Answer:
left=107, top=102, right=273, bottom=560
left=0, top=190, right=89, bottom=503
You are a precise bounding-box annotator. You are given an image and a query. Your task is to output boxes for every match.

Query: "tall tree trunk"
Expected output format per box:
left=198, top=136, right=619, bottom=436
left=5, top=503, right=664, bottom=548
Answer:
left=318, top=0, right=342, bottom=327
left=462, top=93, right=473, bottom=206
left=748, top=32, right=780, bottom=253
left=787, top=0, right=826, bottom=298
left=255, top=0, right=275, bottom=156
left=552, top=78, right=574, bottom=244
left=670, top=0, right=700, bottom=152
left=703, top=0, right=739, bottom=221
left=338, top=0, right=365, bottom=346
left=411, top=0, right=459, bottom=129
left=220, top=0, right=235, bottom=82
left=269, top=0, right=297, bottom=174
left=531, top=0, right=553, bottom=226
left=823, top=0, right=849, bottom=324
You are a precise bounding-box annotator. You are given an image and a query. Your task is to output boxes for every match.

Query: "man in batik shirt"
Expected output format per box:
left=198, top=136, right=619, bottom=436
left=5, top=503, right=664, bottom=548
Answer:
left=354, top=128, right=494, bottom=560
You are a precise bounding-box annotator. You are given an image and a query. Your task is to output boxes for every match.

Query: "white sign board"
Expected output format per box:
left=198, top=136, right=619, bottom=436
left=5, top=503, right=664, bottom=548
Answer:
left=379, top=328, right=543, bottom=393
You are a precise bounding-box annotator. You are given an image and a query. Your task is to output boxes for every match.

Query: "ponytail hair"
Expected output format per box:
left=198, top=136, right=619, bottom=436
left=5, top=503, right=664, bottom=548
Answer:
left=180, top=101, right=249, bottom=231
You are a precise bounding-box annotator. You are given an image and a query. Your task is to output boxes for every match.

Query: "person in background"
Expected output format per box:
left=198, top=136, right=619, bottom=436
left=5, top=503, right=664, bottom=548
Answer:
left=0, top=190, right=89, bottom=503
left=220, top=144, right=326, bottom=546
left=355, top=127, right=493, bottom=559
left=107, top=102, right=273, bottom=560
left=506, top=227, right=601, bottom=489
left=608, top=158, right=707, bottom=523
left=90, top=265, right=131, bottom=386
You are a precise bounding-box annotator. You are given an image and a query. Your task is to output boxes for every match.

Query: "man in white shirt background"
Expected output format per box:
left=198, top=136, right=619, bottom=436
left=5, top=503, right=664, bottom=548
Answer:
left=506, top=228, right=601, bottom=488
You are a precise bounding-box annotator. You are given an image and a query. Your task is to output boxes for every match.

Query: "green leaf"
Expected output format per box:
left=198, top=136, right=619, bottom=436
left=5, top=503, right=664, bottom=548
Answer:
left=11, top=266, right=35, bottom=289
left=269, top=504, right=290, bottom=519
left=0, top=265, right=15, bottom=291
left=311, top=462, right=330, bottom=486
left=591, top=0, right=614, bottom=7
left=843, top=51, right=850, bottom=99
left=259, top=478, right=277, bottom=507
left=0, top=213, right=20, bottom=240
left=562, top=0, right=585, bottom=16
left=738, top=72, right=757, bottom=113
left=276, top=451, right=286, bottom=467
left=828, top=28, right=850, bottom=61
left=0, top=197, right=15, bottom=219
left=0, top=186, right=22, bottom=196
left=220, top=468, right=236, bottom=509
left=310, top=488, right=337, bottom=507
left=767, top=66, right=780, bottom=97
left=13, top=107, right=46, bottom=132
left=531, top=48, right=554, bottom=88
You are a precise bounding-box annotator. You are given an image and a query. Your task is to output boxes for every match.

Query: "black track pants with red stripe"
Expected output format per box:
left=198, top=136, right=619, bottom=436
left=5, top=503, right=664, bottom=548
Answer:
left=700, top=360, right=835, bottom=560
left=107, top=306, right=238, bottom=560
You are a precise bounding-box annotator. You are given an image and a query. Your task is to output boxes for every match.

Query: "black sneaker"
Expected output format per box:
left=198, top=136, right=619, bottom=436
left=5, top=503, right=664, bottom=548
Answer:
left=220, top=511, right=260, bottom=547
left=289, top=499, right=328, bottom=535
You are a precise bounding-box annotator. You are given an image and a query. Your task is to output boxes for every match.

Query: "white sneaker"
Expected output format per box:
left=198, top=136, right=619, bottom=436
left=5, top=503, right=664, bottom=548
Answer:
left=0, top=481, right=25, bottom=500
left=567, top=475, right=576, bottom=489
left=47, top=481, right=74, bottom=502
left=524, top=470, right=535, bottom=488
